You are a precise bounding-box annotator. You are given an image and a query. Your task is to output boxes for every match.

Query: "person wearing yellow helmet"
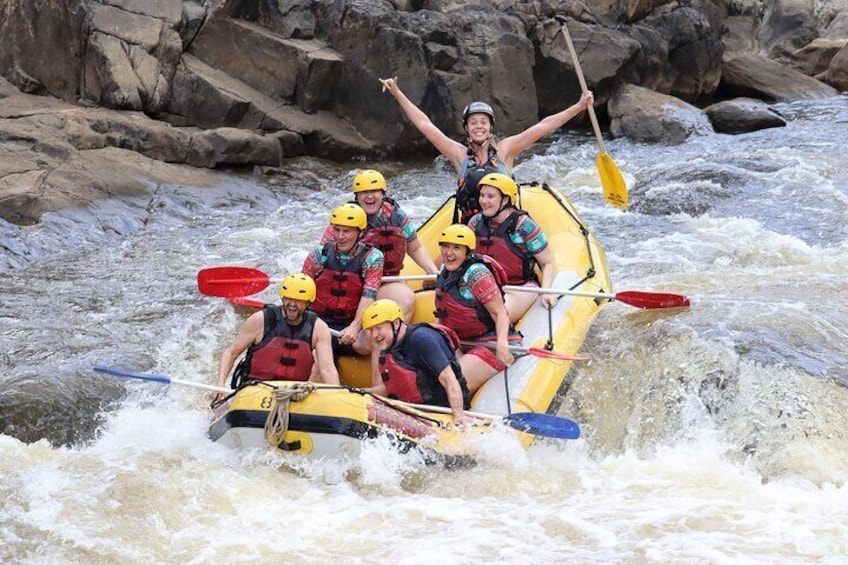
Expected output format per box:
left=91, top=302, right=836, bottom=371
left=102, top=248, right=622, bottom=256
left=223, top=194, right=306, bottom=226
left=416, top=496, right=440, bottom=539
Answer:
left=303, top=204, right=384, bottom=357
left=320, top=169, right=439, bottom=320
left=434, top=224, right=521, bottom=394
left=468, top=173, right=556, bottom=322
left=362, top=299, right=472, bottom=425
left=379, top=76, right=593, bottom=222
left=214, top=273, right=339, bottom=398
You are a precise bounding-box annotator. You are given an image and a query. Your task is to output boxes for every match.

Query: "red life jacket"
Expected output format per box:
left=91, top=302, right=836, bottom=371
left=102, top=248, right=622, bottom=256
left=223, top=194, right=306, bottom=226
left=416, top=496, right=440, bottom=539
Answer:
left=434, top=254, right=508, bottom=339
left=243, top=307, right=316, bottom=381
left=360, top=198, right=407, bottom=277
left=474, top=209, right=539, bottom=285
left=380, top=323, right=469, bottom=407
left=312, top=242, right=369, bottom=324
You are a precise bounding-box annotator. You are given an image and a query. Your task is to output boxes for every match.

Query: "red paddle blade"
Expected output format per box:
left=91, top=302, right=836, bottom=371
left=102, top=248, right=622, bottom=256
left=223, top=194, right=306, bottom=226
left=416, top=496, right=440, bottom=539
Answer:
left=229, top=296, right=265, bottom=309
left=527, top=348, right=589, bottom=362
left=197, top=266, right=270, bottom=298
left=615, top=291, right=690, bottom=309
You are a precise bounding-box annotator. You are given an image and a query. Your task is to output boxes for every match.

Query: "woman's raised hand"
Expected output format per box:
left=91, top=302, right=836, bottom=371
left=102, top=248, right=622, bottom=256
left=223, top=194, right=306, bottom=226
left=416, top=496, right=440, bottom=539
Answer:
left=379, top=76, right=399, bottom=94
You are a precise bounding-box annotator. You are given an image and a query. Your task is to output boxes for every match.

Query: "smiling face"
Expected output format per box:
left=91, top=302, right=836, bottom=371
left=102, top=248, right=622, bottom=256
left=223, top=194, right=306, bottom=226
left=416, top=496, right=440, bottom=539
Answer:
left=367, top=320, right=395, bottom=351
left=332, top=224, right=361, bottom=253
left=439, top=242, right=469, bottom=272
left=281, top=297, right=309, bottom=324
left=355, top=189, right=384, bottom=216
left=478, top=185, right=507, bottom=217
left=464, top=114, right=492, bottom=144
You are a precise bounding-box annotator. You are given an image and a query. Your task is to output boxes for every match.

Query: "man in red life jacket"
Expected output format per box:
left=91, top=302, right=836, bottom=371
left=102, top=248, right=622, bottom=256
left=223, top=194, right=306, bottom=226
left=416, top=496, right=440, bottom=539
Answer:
left=363, top=299, right=473, bottom=426
left=467, top=173, right=557, bottom=323
left=319, top=169, right=438, bottom=320
left=303, top=203, right=384, bottom=357
left=214, top=273, right=338, bottom=398
left=434, top=224, right=521, bottom=393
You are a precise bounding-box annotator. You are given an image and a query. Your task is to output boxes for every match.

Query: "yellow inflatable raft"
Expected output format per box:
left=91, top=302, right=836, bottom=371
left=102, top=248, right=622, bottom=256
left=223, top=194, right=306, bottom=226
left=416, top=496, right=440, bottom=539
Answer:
left=208, top=182, right=611, bottom=460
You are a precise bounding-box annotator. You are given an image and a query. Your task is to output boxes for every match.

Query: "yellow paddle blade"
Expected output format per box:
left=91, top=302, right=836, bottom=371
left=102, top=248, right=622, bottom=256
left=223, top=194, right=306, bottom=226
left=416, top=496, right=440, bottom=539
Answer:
left=596, top=152, right=628, bottom=209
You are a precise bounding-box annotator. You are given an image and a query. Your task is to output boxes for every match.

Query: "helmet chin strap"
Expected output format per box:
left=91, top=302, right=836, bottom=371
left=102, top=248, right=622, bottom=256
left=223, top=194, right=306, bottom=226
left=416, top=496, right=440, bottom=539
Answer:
left=496, top=194, right=511, bottom=216
left=390, top=319, right=402, bottom=349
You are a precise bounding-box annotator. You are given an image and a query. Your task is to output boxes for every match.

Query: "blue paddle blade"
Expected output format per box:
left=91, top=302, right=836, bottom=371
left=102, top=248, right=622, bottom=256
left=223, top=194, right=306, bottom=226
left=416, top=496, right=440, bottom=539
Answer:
left=503, top=412, right=581, bottom=440
left=94, top=366, right=171, bottom=385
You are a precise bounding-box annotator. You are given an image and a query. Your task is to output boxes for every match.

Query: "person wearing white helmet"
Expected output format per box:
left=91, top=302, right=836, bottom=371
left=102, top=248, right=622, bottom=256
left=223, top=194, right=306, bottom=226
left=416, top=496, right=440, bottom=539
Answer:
left=379, top=76, right=593, bottom=222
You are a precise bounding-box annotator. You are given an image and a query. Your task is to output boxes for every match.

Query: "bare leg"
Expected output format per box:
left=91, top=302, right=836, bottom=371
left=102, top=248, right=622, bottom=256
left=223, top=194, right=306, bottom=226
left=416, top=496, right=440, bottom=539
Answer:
left=459, top=354, right=499, bottom=394
left=504, top=290, right=537, bottom=324
left=352, top=329, right=372, bottom=356
left=377, top=282, right=415, bottom=322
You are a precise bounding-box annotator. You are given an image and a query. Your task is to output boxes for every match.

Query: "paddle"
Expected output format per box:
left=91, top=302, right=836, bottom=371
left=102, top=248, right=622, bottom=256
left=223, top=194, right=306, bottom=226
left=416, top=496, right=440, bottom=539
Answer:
left=197, top=266, right=269, bottom=299
left=198, top=266, right=437, bottom=299
left=404, top=402, right=580, bottom=440
left=555, top=15, right=629, bottom=209
left=503, top=285, right=690, bottom=309
left=94, top=366, right=232, bottom=395
left=96, top=366, right=581, bottom=440
left=459, top=340, right=589, bottom=362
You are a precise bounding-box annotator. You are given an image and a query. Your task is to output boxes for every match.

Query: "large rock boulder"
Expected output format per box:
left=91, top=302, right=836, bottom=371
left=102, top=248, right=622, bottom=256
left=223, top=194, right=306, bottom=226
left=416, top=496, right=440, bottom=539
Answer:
left=532, top=18, right=641, bottom=117
left=704, top=98, right=787, bottom=134
left=759, top=0, right=819, bottom=61
left=823, top=43, right=848, bottom=90
left=608, top=83, right=713, bottom=144
left=0, top=85, right=283, bottom=224
left=634, top=2, right=725, bottom=103
left=0, top=0, right=85, bottom=100
left=720, top=53, right=839, bottom=100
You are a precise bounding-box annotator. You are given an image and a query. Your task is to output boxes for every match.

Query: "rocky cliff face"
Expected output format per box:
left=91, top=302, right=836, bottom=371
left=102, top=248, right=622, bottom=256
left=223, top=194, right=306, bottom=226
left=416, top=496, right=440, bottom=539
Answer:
left=1, top=0, right=845, bottom=223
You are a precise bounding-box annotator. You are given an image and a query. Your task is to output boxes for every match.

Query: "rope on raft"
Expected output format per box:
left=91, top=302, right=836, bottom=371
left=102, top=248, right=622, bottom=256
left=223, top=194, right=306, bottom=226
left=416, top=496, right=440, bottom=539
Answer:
left=264, top=382, right=316, bottom=447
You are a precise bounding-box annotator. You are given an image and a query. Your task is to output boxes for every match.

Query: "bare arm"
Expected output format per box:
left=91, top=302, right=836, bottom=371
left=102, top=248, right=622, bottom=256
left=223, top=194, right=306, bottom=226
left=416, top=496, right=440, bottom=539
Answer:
left=483, top=294, right=514, bottom=367
left=340, top=296, right=373, bottom=344
left=380, top=77, right=467, bottom=171
left=533, top=246, right=558, bottom=308
left=437, top=365, right=473, bottom=424
left=499, top=91, right=594, bottom=166
left=406, top=236, right=439, bottom=274
left=312, top=319, right=340, bottom=385
left=216, top=311, right=264, bottom=389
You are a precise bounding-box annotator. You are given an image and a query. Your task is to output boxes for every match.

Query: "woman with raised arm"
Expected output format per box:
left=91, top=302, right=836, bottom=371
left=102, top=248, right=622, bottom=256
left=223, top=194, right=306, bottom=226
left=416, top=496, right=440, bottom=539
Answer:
left=380, top=77, right=593, bottom=222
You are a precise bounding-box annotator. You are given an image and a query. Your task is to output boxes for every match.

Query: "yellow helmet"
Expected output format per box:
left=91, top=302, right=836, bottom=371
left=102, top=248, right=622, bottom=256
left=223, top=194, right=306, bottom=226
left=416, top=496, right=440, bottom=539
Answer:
left=438, top=223, right=476, bottom=250
left=362, top=299, right=404, bottom=330
left=330, top=203, right=367, bottom=230
left=352, top=169, right=386, bottom=193
left=278, top=272, right=316, bottom=302
left=479, top=173, right=519, bottom=205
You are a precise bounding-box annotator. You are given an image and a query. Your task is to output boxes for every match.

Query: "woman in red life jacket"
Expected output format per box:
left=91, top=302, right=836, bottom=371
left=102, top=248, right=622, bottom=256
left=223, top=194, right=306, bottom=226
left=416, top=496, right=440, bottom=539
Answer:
left=319, top=169, right=438, bottom=321
left=362, top=299, right=472, bottom=427
left=468, top=173, right=557, bottom=323
left=379, top=77, right=593, bottom=222
left=434, top=224, right=521, bottom=393
left=303, top=203, right=384, bottom=358
left=214, top=273, right=338, bottom=400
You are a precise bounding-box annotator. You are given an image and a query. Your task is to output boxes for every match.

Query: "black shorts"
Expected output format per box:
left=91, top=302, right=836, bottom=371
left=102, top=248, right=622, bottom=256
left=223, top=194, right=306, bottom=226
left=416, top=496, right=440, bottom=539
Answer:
left=325, top=318, right=357, bottom=358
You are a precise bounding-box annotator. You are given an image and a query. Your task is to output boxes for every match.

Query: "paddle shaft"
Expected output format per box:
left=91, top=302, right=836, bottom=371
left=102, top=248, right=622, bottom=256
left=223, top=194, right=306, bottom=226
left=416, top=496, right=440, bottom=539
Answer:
left=556, top=16, right=606, bottom=154
left=94, top=366, right=232, bottom=394
left=505, top=284, right=614, bottom=300
left=406, top=402, right=507, bottom=422
left=206, top=274, right=434, bottom=285
left=504, top=284, right=690, bottom=309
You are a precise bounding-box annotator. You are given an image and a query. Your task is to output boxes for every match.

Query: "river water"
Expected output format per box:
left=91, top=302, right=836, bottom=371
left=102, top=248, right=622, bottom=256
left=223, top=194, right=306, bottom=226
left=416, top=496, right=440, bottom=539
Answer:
left=1, top=95, right=847, bottom=563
